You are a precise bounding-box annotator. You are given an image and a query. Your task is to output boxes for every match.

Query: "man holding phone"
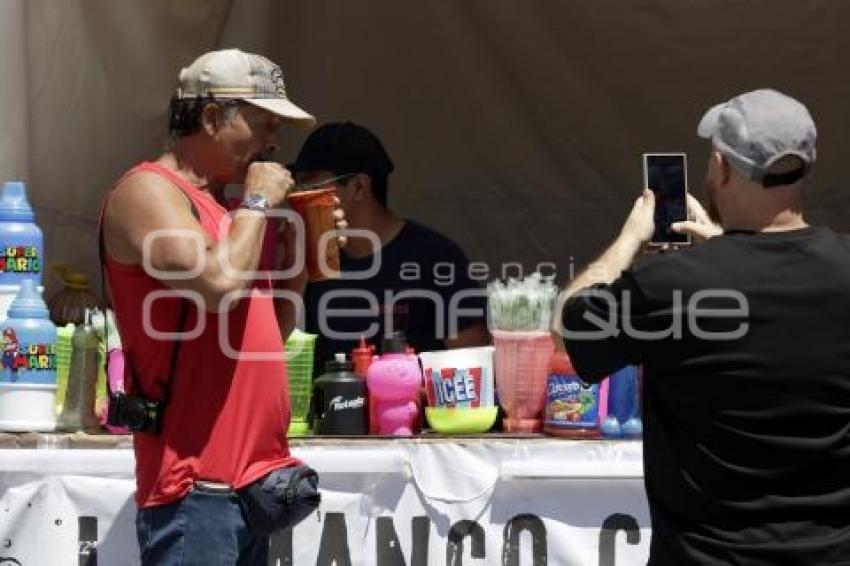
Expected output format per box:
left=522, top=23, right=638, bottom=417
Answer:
left=555, top=89, right=850, bottom=564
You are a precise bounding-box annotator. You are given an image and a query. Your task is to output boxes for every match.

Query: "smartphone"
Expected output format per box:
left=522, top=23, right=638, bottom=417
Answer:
left=642, top=153, right=689, bottom=245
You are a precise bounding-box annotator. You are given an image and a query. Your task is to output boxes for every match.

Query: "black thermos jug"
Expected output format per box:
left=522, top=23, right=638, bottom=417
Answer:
left=312, top=354, right=369, bottom=435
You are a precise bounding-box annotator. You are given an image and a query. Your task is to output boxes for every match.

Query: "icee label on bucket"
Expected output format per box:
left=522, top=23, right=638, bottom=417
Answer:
left=426, top=367, right=488, bottom=409
left=0, top=327, right=57, bottom=384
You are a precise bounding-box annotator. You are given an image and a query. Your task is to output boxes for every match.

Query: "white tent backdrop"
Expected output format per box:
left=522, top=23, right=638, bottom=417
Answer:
left=2, top=0, right=850, bottom=294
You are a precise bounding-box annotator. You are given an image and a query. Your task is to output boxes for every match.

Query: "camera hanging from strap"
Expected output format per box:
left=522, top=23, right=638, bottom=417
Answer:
left=97, top=195, right=198, bottom=434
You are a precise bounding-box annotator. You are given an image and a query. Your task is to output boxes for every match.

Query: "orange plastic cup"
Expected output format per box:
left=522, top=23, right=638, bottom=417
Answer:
left=288, top=187, right=341, bottom=281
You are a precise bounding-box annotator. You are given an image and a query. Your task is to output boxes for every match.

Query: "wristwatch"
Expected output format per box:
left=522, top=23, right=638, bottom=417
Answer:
left=240, top=193, right=271, bottom=211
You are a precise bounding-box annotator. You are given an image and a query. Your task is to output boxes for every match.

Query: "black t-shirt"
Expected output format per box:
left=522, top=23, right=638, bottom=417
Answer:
left=304, top=220, right=486, bottom=374
left=562, top=226, right=850, bottom=565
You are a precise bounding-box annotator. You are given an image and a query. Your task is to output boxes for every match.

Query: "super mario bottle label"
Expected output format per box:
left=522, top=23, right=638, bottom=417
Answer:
left=545, top=373, right=599, bottom=429
left=0, top=327, right=57, bottom=384
left=425, top=367, right=488, bottom=409
left=0, top=245, right=41, bottom=274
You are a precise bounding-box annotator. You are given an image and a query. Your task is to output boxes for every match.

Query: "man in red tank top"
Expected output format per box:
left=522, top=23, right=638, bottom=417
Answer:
left=101, top=49, right=345, bottom=566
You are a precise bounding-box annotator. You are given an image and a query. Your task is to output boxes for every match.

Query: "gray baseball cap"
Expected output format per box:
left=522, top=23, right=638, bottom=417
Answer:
left=697, top=89, right=816, bottom=184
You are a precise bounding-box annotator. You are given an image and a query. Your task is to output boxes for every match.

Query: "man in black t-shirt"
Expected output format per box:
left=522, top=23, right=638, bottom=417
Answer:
left=289, top=122, right=489, bottom=370
left=556, top=89, right=850, bottom=565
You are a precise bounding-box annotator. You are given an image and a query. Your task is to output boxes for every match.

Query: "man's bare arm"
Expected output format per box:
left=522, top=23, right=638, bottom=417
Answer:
left=552, top=190, right=655, bottom=350
left=104, top=163, right=292, bottom=312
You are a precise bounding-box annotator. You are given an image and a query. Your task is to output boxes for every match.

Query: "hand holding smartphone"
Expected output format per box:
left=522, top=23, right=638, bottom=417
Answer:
left=642, top=153, right=689, bottom=247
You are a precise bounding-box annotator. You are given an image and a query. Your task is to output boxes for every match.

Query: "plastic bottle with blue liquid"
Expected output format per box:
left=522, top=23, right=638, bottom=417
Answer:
left=0, top=181, right=43, bottom=285
left=600, top=365, right=643, bottom=438
left=0, top=279, right=57, bottom=383
left=0, top=279, right=58, bottom=431
left=0, top=181, right=44, bottom=321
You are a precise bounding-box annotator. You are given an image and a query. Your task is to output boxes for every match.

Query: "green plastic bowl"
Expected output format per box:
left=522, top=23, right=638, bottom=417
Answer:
left=425, top=406, right=498, bottom=435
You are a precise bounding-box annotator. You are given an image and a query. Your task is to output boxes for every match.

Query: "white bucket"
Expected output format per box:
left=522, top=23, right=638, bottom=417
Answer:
left=0, top=382, right=57, bottom=431
left=419, top=346, right=495, bottom=409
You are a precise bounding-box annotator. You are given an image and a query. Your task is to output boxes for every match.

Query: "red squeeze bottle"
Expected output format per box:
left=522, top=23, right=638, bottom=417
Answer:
left=351, top=336, right=375, bottom=379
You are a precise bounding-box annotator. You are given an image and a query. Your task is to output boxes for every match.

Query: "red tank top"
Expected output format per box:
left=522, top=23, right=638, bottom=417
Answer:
left=102, top=162, right=297, bottom=508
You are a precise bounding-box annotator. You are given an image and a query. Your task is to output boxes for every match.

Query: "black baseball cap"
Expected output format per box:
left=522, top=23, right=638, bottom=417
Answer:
left=289, top=121, right=395, bottom=181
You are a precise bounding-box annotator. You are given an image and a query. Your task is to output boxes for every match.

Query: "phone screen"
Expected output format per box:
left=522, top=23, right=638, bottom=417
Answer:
left=644, top=154, right=688, bottom=244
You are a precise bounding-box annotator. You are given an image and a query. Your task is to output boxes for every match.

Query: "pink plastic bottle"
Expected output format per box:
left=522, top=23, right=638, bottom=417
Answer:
left=101, top=347, right=129, bottom=434
left=366, top=332, right=422, bottom=436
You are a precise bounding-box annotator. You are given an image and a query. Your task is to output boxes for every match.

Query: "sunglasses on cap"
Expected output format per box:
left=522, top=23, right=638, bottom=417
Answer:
left=291, top=172, right=355, bottom=193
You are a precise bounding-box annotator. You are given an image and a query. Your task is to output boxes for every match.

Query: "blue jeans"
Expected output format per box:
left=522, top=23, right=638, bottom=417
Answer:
left=136, top=486, right=269, bottom=566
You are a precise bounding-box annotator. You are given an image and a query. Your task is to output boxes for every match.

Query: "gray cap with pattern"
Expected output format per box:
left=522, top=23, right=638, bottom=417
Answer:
left=176, top=49, right=315, bottom=128
left=697, top=89, right=816, bottom=184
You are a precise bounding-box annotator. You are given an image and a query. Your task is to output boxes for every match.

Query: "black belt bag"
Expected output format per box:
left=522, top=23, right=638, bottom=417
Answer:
left=237, top=465, right=321, bottom=536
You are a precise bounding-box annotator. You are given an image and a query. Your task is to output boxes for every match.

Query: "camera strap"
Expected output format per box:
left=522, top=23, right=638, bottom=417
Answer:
left=98, top=184, right=200, bottom=404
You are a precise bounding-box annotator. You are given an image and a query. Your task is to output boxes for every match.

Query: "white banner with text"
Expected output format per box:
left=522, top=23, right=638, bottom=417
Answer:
left=0, top=439, right=650, bottom=565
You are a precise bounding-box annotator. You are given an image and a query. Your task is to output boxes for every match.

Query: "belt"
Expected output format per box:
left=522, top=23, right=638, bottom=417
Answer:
left=194, top=480, right=233, bottom=493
